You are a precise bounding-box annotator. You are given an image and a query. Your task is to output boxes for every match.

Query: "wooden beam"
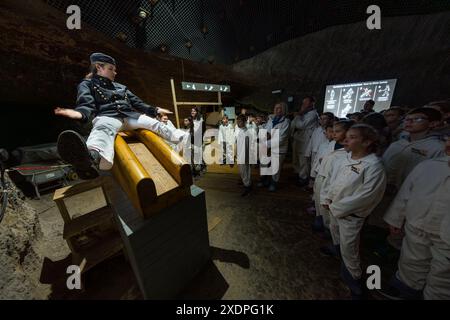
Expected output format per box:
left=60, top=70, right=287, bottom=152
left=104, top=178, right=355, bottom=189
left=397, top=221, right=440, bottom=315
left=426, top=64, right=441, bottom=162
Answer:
left=132, top=130, right=193, bottom=188
left=217, top=91, right=222, bottom=113
left=170, top=78, right=180, bottom=129
left=127, top=142, right=178, bottom=196
left=112, top=135, right=157, bottom=217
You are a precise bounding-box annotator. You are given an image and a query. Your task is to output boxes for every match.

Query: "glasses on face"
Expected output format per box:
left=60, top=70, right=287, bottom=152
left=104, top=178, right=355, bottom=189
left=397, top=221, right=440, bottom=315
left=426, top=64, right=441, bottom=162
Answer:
left=404, top=117, right=428, bottom=123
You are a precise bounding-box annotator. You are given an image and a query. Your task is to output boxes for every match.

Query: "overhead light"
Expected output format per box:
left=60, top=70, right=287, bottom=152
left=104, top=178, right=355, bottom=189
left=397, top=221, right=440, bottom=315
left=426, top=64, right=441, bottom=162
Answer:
left=132, top=7, right=149, bottom=26
left=185, top=40, right=193, bottom=54
left=116, top=32, right=128, bottom=42
left=272, top=89, right=283, bottom=94
left=139, top=10, right=147, bottom=19
left=201, top=25, right=208, bottom=39
left=159, top=44, right=168, bottom=53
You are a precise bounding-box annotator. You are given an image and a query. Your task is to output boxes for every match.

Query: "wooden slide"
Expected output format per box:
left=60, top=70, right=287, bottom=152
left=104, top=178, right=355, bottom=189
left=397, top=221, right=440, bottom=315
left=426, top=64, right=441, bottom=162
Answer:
left=111, top=130, right=193, bottom=219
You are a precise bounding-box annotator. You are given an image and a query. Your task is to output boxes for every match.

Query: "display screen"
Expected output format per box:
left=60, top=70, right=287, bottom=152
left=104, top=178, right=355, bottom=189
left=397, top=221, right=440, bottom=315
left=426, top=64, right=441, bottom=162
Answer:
left=224, top=106, right=236, bottom=120
left=323, top=79, right=397, bottom=117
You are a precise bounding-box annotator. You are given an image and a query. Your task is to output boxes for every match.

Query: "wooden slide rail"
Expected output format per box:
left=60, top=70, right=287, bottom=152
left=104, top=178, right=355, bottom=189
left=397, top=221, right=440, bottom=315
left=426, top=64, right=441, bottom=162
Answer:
left=111, top=131, right=192, bottom=219
left=133, top=129, right=192, bottom=187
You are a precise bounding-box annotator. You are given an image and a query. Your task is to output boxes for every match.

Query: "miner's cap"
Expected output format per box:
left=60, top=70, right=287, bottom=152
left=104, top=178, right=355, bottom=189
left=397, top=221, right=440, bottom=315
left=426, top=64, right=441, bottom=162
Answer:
left=90, top=52, right=116, bottom=66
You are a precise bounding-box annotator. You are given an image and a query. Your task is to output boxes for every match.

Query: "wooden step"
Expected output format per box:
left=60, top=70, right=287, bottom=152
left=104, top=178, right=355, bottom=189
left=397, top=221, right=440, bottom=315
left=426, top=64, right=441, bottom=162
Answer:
left=72, top=233, right=123, bottom=274
left=63, top=206, right=113, bottom=240
left=53, top=177, right=107, bottom=201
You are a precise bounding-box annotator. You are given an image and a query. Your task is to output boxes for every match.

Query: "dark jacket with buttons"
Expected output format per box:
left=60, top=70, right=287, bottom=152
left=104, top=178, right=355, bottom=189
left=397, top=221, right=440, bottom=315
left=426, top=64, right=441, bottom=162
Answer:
left=75, top=75, right=157, bottom=122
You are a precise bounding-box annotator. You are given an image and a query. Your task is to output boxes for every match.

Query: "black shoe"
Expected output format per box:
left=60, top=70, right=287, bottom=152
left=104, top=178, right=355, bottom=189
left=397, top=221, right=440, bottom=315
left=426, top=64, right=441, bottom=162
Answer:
left=241, top=186, right=252, bottom=197
left=320, top=244, right=341, bottom=259
left=320, top=228, right=332, bottom=240
left=351, top=286, right=369, bottom=300
left=57, top=130, right=99, bottom=180
left=257, top=177, right=270, bottom=188
left=377, top=285, right=406, bottom=300
left=340, top=263, right=364, bottom=298
left=311, top=216, right=325, bottom=233
left=296, top=178, right=309, bottom=187
left=377, top=275, right=423, bottom=300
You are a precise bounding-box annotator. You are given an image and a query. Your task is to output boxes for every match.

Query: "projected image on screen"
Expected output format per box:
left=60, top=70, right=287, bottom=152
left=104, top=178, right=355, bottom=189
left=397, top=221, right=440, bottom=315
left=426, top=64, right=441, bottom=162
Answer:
left=323, top=79, right=397, bottom=117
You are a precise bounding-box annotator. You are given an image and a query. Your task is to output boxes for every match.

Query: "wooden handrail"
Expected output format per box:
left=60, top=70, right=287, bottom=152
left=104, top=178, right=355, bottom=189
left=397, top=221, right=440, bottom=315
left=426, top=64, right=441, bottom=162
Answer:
left=112, top=135, right=157, bottom=215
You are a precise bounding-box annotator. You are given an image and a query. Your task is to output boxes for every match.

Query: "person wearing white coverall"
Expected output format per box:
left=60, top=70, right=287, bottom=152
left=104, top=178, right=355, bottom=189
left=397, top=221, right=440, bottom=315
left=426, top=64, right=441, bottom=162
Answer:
left=381, top=136, right=450, bottom=300
left=306, top=112, right=335, bottom=179
left=369, top=108, right=445, bottom=240
left=218, top=116, right=235, bottom=165
left=314, top=120, right=354, bottom=239
left=190, top=107, right=205, bottom=172
left=322, top=124, right=386, bottom=298
left=316, top=147, right=347, bottom=243
left=291, top=96, right=319, bottom=186
left=310, top=126, right=335, bottom=180
left=258, top=102, right=291, bottom=192
left=310, top=126, right=336, bottom=230
left=235, top=114, right=258, bottom=196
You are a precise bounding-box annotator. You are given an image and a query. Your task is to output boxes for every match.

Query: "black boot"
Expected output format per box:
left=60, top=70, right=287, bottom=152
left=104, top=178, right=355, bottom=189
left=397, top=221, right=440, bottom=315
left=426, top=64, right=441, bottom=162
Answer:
left=340, top=262, right=367, bottom=299
left=257, top=176, right=270, bottom=188
left=311, top=215, right=325, bottom=233
left=320, top=228, right=332, bottom=240
left=320, top=244, right=341, bottom=259
left=57, top=130, right=99, bottom=180
left=378, top=273, right=423, bottom=300
left=296, top=177, right=309, bottom=187
left=241, top=185, right=252, bottom=197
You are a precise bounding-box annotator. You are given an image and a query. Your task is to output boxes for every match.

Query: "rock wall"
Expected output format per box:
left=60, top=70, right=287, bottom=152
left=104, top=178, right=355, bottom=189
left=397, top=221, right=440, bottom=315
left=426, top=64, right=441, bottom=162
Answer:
left=0, top=0, right=257, bottom=150
left=232, top=12, right=450, bottom=112
left=0, top=177, right=50, bottom=299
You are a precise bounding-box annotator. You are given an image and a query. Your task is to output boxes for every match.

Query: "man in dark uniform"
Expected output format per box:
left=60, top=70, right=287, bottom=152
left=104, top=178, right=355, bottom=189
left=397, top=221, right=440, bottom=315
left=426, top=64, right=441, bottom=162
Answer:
left=55, top=52, right=186, bottom=179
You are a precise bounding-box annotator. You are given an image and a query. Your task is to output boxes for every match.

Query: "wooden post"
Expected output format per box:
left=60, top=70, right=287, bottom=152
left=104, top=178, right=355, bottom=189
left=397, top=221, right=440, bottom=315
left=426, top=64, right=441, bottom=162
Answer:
left=170, top=79, right=227, bottom=124
left=217, top=91, right=222, bottom=113
left=170, top=78, right=180, bottom=128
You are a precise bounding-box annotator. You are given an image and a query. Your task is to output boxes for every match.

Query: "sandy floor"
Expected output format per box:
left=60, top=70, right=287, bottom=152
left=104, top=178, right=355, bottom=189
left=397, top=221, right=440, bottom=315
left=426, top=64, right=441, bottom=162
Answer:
left=194, top=173, right=349, bottom=299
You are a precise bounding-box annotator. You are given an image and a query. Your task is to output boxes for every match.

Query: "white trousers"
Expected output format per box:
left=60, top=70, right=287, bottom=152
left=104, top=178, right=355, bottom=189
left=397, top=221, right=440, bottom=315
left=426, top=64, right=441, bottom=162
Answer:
left=292, top=139, right=310, bottom=179
left=398, top=223, right=450, bottom=300
left=329, top=213, right=340, bottom=246
left=272, top=153, right=286, bottom=183
left=337, top=215, right=366, bottom=279
left=238, top=164, right=252, bottom=187
left=221, top=142, right=234, bottom=164
left=86, top=115, right=186, bottom=170
left=313, top=176, right=330, bottom=228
